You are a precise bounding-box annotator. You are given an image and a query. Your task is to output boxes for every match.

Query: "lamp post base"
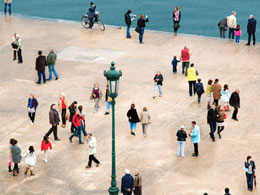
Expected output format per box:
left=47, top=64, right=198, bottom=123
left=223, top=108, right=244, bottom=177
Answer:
left=108, top=186, right=119, bottom=195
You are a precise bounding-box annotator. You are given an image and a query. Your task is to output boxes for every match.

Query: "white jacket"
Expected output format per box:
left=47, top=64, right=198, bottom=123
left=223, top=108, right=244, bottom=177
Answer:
left=23, top=150, right=36, bottom=166
left=87, top=137, right=97, bottom=155
left=227, top=15, right=237, bottom=29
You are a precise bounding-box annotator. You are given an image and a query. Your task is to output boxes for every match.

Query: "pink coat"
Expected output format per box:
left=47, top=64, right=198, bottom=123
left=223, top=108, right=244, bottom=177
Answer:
left=234, top=29, right=242, bottom=37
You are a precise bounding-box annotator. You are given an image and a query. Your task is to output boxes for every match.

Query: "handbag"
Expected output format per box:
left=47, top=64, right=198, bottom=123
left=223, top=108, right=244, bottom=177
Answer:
left=11, top=42, right=18, bottom=49
left=107, top=96, right=112, bottom=102
left=27, top=107, right=35, bottom=113
left=66, top=113, right=70, bottom=121
left=135, top=26, right=140, bottom=33
left=174, top=22, right=180, bottom=29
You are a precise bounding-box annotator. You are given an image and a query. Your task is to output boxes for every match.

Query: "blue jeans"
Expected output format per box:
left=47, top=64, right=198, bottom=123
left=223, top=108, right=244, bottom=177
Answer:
left=126, top=25, right=130, bottom=38
left=69, top=126, right=82, bottom=143
left=209, top=122, right=216, bottom=140
left=4, top=3, right=11, bottom=14
left=229, top=28, right=234, bottom=39
left=235, top=36, right=240, bottom=43
left=48, top=65, right=58, bottom=80
left=106, top=101, right=111, bottom=111
left=130, top=122, right=136, bottom=131
left=154, top=84, right=162, bottom=97
left=37, top=71, right=46, bottom=83
left=172, top=65, right=177, bottom=73
left=139, top=28, right=144, bottom=43
left=246, top=173, right=254, bottom=190
left=81, top=122, right=87, bottom=136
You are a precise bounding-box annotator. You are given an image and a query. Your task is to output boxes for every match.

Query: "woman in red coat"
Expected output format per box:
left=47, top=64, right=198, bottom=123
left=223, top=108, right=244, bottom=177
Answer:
left=41, top=136, right=52, bottom=163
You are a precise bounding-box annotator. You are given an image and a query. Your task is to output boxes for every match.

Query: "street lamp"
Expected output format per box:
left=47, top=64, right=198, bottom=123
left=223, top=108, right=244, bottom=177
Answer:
left=104, top=61, right=122, bottom=195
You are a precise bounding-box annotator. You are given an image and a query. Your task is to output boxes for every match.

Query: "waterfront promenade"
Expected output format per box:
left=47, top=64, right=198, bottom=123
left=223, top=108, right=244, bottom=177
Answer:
left=0, top=16, right=259, bottom=195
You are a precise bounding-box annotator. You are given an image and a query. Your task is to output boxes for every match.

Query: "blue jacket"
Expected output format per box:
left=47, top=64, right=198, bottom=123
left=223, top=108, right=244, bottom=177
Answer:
left=27, top=98, right=38, bottom=109
left=195, top=83, right=205, bottom=96
left=121, top=174, right=134, bottom=193
left=171, top=59, right=180, bottom=67
left=190, top=125, right=200, bottom=143
left=87, top=6, right=96, bottom=18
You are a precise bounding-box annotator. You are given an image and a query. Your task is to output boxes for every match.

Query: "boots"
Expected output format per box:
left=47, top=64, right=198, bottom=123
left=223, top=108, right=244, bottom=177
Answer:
left=24, top=167, right=29, bottom=175
left=8, top=166, right=12, bottom=172
left=30, top=170, right=35, bottom=176
left=224, top=105, right=227, bottom=111
left=13, top=169, right=17, bottom=176
left=226, top=105, right=230, bottom=111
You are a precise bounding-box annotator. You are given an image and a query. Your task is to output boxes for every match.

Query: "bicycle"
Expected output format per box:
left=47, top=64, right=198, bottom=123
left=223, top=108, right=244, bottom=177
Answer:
left=81, top=12, right=105, bottom=31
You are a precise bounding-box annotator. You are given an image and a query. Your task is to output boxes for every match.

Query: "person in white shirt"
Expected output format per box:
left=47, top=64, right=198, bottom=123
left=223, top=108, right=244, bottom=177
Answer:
left=22, top=146, right=36, bottom=176
left=85, top=133, right=100, bottom=168
left=227, top=11, right=237, bottom=39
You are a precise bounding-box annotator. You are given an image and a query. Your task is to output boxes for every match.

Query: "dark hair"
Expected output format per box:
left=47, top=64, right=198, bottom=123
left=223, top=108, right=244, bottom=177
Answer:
left=38, top=50, right=42, bottom=55
left=50, top=104, right=55, bottom=109
left=69, top=101, right=78, bottom=109
left=208, top=79, right=213, bottom=85
left=78, top=105, right=83, bottom=112
left=174, top=56, right=177, bottom=59
left=247, top=155, right=252, bottom=161
left=203, top=193, right=208, bottom=195
left=225, top=188, right=230, bottom=193
left=29, top=146, right=34, bottom=153
left=215, top=78, right=219, bottom=83
left=197, top=79, right=201, bottom=83
left=237, top=24, right=240, bottom=28
left=131, top=104, right=135, bottom=109
left=10, top=138, right=16, bottom=145
left=127, top=10, right=132, bottom=14
left=90, top=2, right=94, bottom=5
left=224, top=84, right=228, bottom=91
left=190, top=63, right=194, bottom=67
left=192, top=121, right=196, bottom=125
left=43, top=136, right=49, bottom=144
left=88, top=133, right=92, bottom=136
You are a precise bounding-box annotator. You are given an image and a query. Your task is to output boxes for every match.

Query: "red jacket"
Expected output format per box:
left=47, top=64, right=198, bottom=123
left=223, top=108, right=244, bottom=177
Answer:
left=72, top=114, right=84, bottom=127
left=41, top=141, right=52, bottom=151
left=181, top=48, right=190, bottom=61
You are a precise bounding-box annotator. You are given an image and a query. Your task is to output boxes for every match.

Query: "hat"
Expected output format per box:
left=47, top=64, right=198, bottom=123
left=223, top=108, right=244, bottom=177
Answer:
left=90, top=2, right=94, bottom=5
left=125, top=169, right=130, bottom=174
left=180, top=125, right=185, bottom=129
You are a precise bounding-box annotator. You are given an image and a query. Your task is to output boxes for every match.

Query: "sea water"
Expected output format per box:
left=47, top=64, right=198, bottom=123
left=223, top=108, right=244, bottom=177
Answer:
left=1, top=0, right=259, bottom=40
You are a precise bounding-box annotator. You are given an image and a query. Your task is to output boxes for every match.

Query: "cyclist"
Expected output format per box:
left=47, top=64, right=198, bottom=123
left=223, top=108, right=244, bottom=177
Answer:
left=87, top=2, right=96, bottom=30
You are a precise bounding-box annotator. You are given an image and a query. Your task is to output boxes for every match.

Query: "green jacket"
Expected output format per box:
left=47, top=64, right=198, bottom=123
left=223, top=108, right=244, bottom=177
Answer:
left=46, top=51, right=57, bottom=65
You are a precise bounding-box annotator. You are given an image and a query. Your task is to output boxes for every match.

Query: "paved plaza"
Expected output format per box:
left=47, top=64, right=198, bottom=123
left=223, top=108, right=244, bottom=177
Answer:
left=0, top=16, right=260, bottom=195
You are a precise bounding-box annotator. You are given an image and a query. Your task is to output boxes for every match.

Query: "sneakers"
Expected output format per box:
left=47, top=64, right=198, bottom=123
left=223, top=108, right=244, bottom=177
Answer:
left=105, top=112, right=109, bottom=115
left=30, top=121, right=34, bottom=125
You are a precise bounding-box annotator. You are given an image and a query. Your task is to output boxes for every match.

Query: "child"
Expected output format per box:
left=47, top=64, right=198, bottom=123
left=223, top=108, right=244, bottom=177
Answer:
left=23, top=146, right=36, bottom=176
left=10, top=138, right=21, bottom=176
left=8, top=143, right=12, bottom=172
left=195, top=79, right=205, bottom=103
left=171, top=56, right=180, bottom=73
left=41, top=136, right=52, bottom=162
left=221, top=84, right=231, bottom=111
left=205, top=79, right=213, bottom=109
left=234, top=24, right=242, bottom=44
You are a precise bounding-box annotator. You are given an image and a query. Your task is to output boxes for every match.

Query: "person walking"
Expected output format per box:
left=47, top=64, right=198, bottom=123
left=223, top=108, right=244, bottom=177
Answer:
left=58, top=93, right=68, bottom=128
left=195, top=79, right=204, bottom=103
left=229, top=89, right=240, bottom=121
left=4, top=0, right=12, bottom=15
left=205, top=79, right=213, bottom=110
left=15, top=34, right=23, bottom=64
left=234, top=24, right=242, bottom=44
left=176, top=125, right=187, bottom=157
left=125, top=10, right=136, bottom=38
left=217, top=105, right=225, bottom=139
left=133, top=170, right=142, bottom=195
left=207, top=104, right=218, bottom=142
left=69, top=110, right=85, bottom=144
left=45, top=104, right=60, bottom=141
left=10, top=138, right=21, bottom=176
left=227, top=11, right=237, bottom=39
left=105, top=85, right=112, bottom=115
left=224, top=187, right=231, bottom=195
left=137, top=14, right=149, bottom=44
left=90, top=83, right=102, bottom=113
left=121, top=169, right=134, bottom=195
left=11, top=33, right=18, bottom=61
left=189, top=121, right=200, bottom=157
left=78, top=105, right=87, bottom=137
left=153, top=71, right=163, bottom=98
left=127, top=104, right=139, bottom=136
left=46, top=49, right=58, bottom=81
left=187, top=63, right=198, bottom=96
left=218, top=17, right=228, bottom=38
left=180, top=46, right=191, bottom=75
left=139, top=107, right=151, bottom=137
left=171, top=56, right=180, bottom=73
left=221, top=84, right=230, bottom=111
left=41, top=136, right=52, bottom=163
left=173, top=6, right=181, bottom=34
left=85, top=133, right=100, bottom=168
left=87, top=2, right=96, bottom=30
left=246, top=15, right=257, bottom=46
left=212, top=79, right=221, bottom=106
left=244, top=156, right=256, bottom=191
left=27, top=94, right=38, bottom=125
left=35, top=50, right=47, bottom=84
left=68, top=101, right=77, bottom=133
left=22, top=146, right=36, bottom=176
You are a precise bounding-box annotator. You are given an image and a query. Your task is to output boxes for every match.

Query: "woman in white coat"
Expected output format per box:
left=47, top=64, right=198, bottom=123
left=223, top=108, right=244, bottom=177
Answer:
left=22, top=146, right=36, bottom=176
left=221, top=84, right=231, bottom=111
left=139, top=107, right=151, bottom=137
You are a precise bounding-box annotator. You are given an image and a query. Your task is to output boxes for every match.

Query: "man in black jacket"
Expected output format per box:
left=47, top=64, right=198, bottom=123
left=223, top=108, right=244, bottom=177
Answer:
left=35, top=50, right=46, bottom=84
left=153, top=71, right=163, bottom=99
left=246, top=15, right=257, bottom=46
left=124, top=10, right=136, bottom=39
left=218, top=18, right=228, bottom=38
left=229, top=89, right=240, bottom=121
left=207, top=105, right=218, bottom=142
left=46, top=104, right=60, bottom=141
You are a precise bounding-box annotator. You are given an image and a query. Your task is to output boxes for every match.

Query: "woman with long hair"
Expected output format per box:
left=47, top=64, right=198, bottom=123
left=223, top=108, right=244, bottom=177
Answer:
left=58, top=93, right=68, bottom=128
left=68, top=101, right=77, bottom=133
left=173, top=6, right=181, bottom=34
left=137, top=14, right=149, bottom=44
left=127, top=104, right=139, bottom=136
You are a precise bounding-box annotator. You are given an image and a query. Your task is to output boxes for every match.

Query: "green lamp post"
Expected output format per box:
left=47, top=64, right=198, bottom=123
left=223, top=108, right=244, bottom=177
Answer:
left=104, top=61, right=122, bottom=195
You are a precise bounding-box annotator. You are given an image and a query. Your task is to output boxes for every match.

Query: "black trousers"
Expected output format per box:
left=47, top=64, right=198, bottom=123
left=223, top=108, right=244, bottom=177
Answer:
left=46, top=125, right=58, bottom=140
left=229, top=28, right=234, bottom=39
left=13, top=50, right=17, bottom=60
left=17, top=49, right=23, bottom=63
left=218, top=126, right=224, bottom=134
left=213, top=99, right=219, bottom=106
left=188, top=81, right=196, bottom=96
left=247, top=33, right=256, bottom=45
left=28, top=112, right=35, bottom=123
left=194, top=143, right=198, bottom=155
left=88, top=154, right=100, bottom=167
left=13, top=163, right=18, bottom=171
left=61, top=109, right=66, bottom=125
left=232, top=107, right=238, bottom=119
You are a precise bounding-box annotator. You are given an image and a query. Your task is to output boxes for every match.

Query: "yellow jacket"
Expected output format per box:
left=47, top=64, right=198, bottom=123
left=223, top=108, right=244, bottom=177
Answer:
left=187, top=67, right=198, bottom=81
